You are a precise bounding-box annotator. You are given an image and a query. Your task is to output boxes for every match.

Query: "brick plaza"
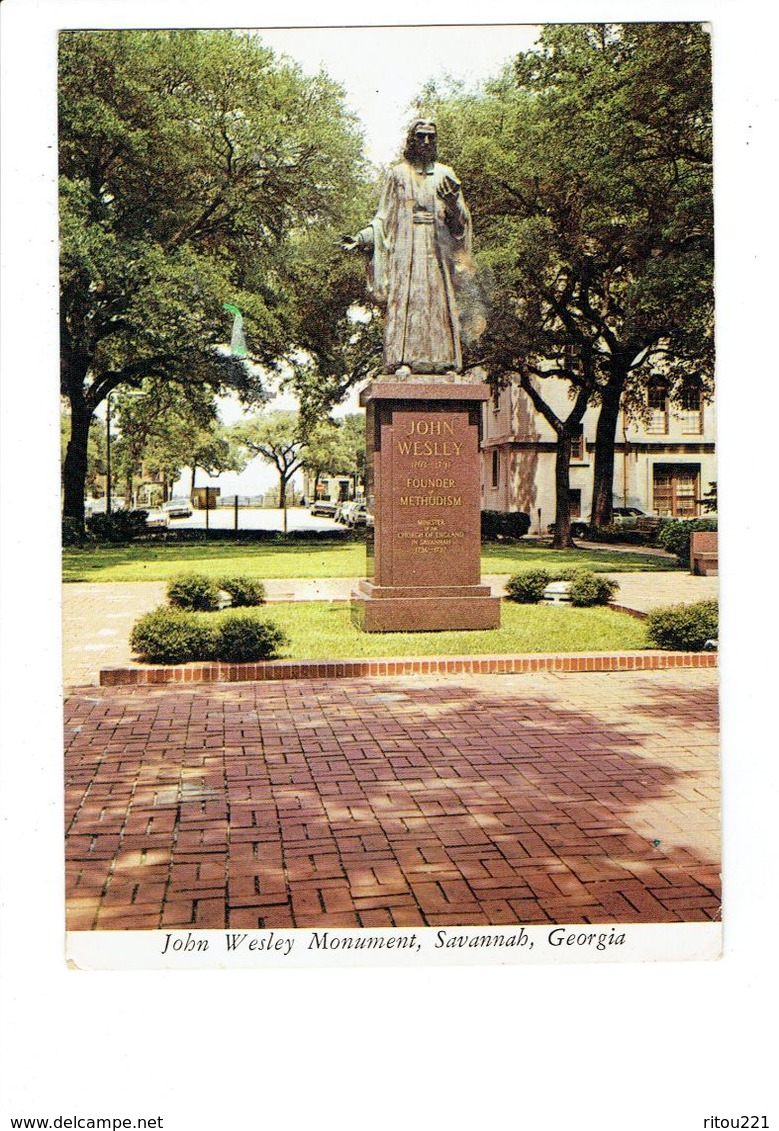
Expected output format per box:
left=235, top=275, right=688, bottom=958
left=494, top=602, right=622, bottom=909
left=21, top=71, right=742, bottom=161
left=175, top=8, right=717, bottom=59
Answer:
left=65, top=668, right=720, bottom=930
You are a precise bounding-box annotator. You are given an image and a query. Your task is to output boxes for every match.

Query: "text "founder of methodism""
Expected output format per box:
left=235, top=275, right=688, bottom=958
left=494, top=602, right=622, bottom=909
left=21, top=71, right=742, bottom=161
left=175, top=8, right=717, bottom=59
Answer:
left=342, top=119, right=484, bottom=377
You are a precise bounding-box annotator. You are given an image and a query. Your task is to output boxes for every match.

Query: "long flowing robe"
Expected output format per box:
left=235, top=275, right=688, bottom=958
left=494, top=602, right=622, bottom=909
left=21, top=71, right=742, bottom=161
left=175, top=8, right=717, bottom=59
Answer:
left=359, top=160, right=473, bottom=375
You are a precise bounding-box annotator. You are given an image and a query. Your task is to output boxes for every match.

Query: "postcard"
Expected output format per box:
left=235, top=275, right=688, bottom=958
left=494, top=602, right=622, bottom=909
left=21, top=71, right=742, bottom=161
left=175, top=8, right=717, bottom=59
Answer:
left=1, top=2, right=775, bottom=1127
left=51, top=20, right=722, bottom=968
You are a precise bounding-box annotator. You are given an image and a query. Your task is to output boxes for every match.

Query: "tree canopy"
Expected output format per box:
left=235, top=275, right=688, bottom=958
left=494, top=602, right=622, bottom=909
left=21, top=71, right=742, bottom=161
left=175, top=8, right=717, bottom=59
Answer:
left=300, top=412, right=367, bottom=492
left=59, top=29, right=370, bottom=528
left=425, top=23, right=713, bottom=537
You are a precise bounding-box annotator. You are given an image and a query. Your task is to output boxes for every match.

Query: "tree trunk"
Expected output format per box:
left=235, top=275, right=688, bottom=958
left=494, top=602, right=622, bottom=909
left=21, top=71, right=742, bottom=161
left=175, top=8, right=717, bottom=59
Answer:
left=552, top=430, right=575, bottom=549
left=590, top=372, right=625, bottom=527
left=62, top=395, right=92, bottom=530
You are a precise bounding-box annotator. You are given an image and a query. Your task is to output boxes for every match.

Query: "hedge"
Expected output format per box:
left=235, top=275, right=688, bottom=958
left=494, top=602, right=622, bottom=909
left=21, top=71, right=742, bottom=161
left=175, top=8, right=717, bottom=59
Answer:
left=166, top=573, right=221, bottom=611
left=645, top=600, right=718, bottom=651
left=216, top=576, right=266, bottom=607
left=130, top=606, right=288, bottom=665
left=505, top=567, right=619, bottom=607
left=657, top=518, right=718, bottom=566
left=215, top=613, right=287, bottom=663
left=130, top=607, right=220, bottom=665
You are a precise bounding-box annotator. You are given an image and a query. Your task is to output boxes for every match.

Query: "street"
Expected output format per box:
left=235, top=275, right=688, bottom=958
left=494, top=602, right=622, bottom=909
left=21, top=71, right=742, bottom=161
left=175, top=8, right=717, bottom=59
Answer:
left=165, top=505, right=343, bottom=533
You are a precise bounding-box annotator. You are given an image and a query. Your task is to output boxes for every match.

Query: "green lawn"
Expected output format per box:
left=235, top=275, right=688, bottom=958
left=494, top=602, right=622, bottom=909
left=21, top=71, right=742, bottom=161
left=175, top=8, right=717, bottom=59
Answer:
left=480, top=542, right=675, bottom=575
left=205, top=601, right=649, bottom=659
left=63, top=540, right=676, bottom=583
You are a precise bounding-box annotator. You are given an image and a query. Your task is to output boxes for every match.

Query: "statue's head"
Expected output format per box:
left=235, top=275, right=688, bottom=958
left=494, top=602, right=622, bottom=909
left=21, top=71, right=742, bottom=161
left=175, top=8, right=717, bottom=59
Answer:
left=404, top=119, right=437, bottom=164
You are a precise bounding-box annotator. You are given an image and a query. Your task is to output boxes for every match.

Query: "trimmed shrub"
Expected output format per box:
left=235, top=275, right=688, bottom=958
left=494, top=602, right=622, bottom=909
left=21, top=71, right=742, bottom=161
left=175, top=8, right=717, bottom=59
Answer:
left=87, top=510, right=150, bottom=543
left=505, top=569, right=552, bottom=603
left=130, top=607, right=219, bottom=664
left=215, top=613, right=288, bottom=663
left=567, top=570, right=620, bottom=607
left=584, top=523, right=654, bottom=546
left=657, top=518, right=718, bottom=566
left=166, top=572, right=221, bottom=611
left=216, top=575, right=266, bottom=607
left=62, top=517, right=85, bottom=546
left=481, top=510, right=531, bottom=541
left=645, top=600, right=718, bottom=651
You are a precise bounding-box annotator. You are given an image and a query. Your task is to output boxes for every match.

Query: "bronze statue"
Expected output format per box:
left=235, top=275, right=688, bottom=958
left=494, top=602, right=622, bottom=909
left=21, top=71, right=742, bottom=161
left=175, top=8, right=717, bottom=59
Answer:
left=343, top=120, right=482, bottom=376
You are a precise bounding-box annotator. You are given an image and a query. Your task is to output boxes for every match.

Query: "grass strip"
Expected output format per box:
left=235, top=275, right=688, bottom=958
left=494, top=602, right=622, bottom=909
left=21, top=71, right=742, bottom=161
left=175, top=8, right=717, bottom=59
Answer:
left=64, top=541, right=675, bottom=583
left=130, top=601, right=648, bottom=662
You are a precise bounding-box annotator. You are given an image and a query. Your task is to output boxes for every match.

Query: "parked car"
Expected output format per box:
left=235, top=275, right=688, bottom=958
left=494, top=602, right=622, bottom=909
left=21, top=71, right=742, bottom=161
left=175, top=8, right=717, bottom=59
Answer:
left=310, top=499, right=337, bottom=517
left=335, top=500, right=356, bottom=524
left=611, top=507, right=648, bottom=527
left=138, top=507, right=169, bottom=529
left=611, top=507, right=672, bottom=532
left=163, top=497, right=193, bottom=518
left=547, top=519, right=590, bottom=539
left=85, top=497, right=126, bottom=516
left=346, top=500, right=369, bottom=527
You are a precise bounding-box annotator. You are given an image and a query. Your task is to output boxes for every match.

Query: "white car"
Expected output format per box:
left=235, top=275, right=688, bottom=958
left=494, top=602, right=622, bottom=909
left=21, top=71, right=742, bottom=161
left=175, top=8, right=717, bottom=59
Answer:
left=163, top=498, right=193, bottom=518
left=141, top=508, right=169, bottom=529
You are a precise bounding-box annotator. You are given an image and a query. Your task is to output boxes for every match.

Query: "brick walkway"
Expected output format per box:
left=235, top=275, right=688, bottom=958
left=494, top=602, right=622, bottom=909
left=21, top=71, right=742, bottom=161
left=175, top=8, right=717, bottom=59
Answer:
left=65, top=669, right=720, bottom=930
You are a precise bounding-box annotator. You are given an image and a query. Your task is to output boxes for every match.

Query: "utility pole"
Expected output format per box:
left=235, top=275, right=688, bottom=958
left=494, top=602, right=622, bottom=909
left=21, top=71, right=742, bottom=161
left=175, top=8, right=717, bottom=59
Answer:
left=106, top=393, right=112, bottom=516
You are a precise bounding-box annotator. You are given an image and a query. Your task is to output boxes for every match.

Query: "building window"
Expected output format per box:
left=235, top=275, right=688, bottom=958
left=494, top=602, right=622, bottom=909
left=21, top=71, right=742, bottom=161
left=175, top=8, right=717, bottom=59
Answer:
left=492, top=387, right=501, bottom=414
left=653, top=464, right=700, bottom=518
left=491, top=449, right=500, bottom=488
left=568, top=488, right=582, bottom=518
left=569, top=425, right=584, bottom=462
left=647, top=378, right=669, bottom=434
left=679, top=377, right=703, bottom=434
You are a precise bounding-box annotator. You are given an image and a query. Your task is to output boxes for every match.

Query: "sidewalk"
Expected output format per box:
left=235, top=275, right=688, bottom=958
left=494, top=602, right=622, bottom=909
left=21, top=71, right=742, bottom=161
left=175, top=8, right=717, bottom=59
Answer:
left=62, top=572, right=719, bottom=687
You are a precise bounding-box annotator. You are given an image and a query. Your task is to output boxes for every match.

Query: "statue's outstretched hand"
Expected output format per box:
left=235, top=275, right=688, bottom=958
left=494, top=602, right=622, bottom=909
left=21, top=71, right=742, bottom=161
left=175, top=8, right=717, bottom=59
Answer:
left=340, top=234, right=360, bottom=252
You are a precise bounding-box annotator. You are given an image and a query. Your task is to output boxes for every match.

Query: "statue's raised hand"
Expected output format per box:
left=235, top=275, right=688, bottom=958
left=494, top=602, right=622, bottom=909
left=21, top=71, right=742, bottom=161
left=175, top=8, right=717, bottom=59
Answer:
left=437, top=175, right=461, bottom=201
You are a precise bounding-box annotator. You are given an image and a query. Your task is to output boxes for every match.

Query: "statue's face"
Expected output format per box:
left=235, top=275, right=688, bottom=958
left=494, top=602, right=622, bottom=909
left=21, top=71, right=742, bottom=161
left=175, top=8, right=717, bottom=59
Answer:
left=410, top=122, right=437, bottom=162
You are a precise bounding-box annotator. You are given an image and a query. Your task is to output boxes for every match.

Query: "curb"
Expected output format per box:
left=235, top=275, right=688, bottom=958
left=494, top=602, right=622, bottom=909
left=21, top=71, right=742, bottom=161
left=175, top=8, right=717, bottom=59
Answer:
left=100, top=651, right=717, bottom=686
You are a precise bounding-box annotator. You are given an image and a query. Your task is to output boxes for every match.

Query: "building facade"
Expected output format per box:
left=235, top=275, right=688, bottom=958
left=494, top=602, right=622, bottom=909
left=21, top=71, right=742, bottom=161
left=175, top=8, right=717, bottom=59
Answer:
left=481, top=375, right=716, bottom=533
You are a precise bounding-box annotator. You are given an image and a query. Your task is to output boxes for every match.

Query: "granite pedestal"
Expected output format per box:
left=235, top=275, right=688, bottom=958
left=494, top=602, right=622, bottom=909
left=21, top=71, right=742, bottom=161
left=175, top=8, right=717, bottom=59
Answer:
left=352, top=379, right=501, bottom=632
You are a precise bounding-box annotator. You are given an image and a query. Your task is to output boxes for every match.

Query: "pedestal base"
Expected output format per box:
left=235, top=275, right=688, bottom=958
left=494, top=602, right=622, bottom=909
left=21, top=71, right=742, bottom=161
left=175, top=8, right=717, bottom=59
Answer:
left=352, top=377, right=501, bottom=633
left=351, top=580, right=500, bottom=633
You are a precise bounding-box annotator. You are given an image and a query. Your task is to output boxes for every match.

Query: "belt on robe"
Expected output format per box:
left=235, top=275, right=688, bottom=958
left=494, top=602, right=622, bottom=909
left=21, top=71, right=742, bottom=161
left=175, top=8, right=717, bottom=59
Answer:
left=412, top=211, right=435, bottom=225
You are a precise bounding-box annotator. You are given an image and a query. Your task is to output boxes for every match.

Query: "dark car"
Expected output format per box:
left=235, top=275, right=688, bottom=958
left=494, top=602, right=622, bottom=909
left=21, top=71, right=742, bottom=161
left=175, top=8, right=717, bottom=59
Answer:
left=611, top=507, right=672, bottom=532
left=611, top=507, right=647, bottom=526
left=547, top=519, right=590, bottom=539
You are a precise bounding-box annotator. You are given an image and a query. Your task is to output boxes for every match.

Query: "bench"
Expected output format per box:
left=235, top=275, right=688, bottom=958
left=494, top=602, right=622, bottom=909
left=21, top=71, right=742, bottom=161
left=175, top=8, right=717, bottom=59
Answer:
left=690, top=530, right=718, bottom=576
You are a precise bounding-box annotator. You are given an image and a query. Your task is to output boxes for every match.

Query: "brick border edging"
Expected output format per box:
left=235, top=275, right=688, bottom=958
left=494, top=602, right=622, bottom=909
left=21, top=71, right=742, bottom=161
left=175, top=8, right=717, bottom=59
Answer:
left=100, top=651, right=717, bottom=686
left=608, top=602, right=648, bottom=620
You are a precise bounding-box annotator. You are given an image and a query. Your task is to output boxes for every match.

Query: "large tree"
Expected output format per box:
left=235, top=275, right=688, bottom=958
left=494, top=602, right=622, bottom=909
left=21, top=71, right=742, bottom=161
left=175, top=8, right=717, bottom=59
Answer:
left=59, top=29, right=368, bottom=530
left=111, top=382, right=247, bottom=504
left=427, top=23, right=713, bottom=541
left=231, top=410, right=309, bottom=533
left=300, top=412, right=367, bottom=498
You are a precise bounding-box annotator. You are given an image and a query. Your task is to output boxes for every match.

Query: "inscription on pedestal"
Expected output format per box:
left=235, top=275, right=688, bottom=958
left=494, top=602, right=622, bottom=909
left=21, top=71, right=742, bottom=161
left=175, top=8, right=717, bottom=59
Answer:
left=380, top=407, right=481, bottom=589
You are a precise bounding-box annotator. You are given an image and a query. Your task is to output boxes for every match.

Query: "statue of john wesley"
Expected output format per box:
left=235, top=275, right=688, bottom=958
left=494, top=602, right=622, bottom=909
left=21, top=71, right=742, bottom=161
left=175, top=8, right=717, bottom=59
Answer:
left=343, top=120, right=480, bottom=376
